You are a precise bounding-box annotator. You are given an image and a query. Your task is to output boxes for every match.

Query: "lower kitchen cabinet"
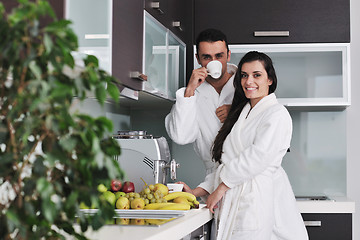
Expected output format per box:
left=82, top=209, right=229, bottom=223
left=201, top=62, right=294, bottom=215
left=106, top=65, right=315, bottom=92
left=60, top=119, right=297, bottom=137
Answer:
left=302, top=213, right=352, bottom=240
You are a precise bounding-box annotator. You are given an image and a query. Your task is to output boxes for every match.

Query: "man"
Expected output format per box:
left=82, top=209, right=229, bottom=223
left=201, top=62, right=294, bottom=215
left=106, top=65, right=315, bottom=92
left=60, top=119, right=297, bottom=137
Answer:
left=165, top=28, right=237, bottom=197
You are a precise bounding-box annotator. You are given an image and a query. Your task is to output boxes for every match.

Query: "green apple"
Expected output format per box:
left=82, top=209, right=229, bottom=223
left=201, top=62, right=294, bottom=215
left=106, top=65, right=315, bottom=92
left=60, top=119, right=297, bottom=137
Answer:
left=116, top=196, right=130, bottom=209
left=115, top=191, right=126, bottom=199
left=103, top=191, right=116, bottom=206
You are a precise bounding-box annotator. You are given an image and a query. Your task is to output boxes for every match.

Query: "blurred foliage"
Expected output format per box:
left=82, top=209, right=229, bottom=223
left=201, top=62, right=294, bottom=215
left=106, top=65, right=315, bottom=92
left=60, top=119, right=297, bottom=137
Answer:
left=0, top=0, right=124, bottom=239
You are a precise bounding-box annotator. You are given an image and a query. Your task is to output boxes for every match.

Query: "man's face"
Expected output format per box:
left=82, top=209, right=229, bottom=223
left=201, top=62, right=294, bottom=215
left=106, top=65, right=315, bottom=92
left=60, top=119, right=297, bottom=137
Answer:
left=196, top=41, right=231, bottom=80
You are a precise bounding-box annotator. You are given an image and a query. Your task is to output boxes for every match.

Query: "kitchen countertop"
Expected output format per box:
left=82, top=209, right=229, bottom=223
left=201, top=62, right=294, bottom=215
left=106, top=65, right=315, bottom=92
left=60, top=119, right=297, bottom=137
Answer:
left=72, top=198, right=355, bottom=240
left=297, top=196, right=355, bottom=214
left=76, top=204, right=213, bottom=240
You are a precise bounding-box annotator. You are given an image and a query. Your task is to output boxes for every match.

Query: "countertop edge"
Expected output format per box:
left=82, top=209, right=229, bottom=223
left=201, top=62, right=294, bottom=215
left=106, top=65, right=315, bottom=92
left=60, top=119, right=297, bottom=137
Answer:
left=297, top=197, right=356, bottom=213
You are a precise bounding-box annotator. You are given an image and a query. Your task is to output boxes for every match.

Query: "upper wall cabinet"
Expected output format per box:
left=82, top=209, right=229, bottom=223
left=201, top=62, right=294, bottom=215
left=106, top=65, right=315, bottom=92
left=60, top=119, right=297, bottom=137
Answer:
left=66, top=0, right=112, bottom=73
left=66, top=0, right=144, bottom=91
left=144, top=0, right=193, bottom=43
left=143, top=12, right=186, bottom=100
left=231, top=44, right=351, bottom=108
left=194, top=0, right=350, bottom=44
left=194, top=43, right=351, bottom=108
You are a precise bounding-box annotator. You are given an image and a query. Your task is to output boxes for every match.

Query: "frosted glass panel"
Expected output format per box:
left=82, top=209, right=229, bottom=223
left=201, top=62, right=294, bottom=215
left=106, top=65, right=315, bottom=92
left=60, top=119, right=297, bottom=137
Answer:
left=282, top=110, right=346, bottom=196
left=144, top=15, right=167, bottom=95
left=66, top=0, right=111, bottom=73
left=167, top=32, right=186, bottom=99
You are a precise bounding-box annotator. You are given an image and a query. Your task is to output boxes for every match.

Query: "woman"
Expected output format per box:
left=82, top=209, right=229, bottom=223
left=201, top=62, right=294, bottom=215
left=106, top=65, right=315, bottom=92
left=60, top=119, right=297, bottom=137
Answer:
left=180, top=51, right=308, bottom=240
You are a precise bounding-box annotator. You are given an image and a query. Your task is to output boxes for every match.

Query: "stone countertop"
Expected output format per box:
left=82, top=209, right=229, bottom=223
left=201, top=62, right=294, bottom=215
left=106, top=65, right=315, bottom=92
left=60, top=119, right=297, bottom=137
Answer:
left=73, top=197, right=355, bottom=240
left=296, top=196, right=355, bottom=214
left=75, top=204, right=212, bottom=240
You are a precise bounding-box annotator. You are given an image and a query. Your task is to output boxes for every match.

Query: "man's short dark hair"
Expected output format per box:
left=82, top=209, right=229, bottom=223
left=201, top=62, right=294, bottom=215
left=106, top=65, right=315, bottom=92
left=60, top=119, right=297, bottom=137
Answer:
left=195, top=28, right=229, bottom=54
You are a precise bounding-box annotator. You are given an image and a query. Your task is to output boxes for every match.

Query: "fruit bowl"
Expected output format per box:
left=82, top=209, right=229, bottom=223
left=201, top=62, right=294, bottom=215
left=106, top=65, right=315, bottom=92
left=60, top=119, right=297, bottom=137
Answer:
left=167, top=183, right=183, bottom=193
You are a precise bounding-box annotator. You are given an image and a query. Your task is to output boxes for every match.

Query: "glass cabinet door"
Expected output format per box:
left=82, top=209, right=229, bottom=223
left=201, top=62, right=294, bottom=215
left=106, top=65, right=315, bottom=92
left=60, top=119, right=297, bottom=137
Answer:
left=144, top=11, right=186, bottom=100
left=65, top=0, right=112, bottom=73
left=167, top=31, right=186, bottom=99
left=228, top=44, right=350, bottom=107
left=143, top=12, right=168, bottom=98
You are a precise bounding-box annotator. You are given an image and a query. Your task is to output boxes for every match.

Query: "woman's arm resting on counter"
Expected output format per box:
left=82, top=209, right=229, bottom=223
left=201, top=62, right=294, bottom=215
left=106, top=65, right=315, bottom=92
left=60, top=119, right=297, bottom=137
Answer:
left=177, top=181, right=209, bottom=198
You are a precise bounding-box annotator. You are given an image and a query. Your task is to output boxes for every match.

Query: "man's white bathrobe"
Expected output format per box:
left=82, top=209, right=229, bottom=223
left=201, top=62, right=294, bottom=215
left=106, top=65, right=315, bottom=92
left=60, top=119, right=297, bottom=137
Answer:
left=205, top=94, right=308, bottom=240
left=165, top=64, right=237, bottom=193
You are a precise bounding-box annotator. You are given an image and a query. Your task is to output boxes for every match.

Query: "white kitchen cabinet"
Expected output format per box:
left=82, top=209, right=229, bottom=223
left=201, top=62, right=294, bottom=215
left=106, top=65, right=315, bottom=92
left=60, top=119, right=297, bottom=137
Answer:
left=143, top=11, right=186, bottom=100
left=231, top=44, right=351, bottom=108
left=194, top=43, right=350, bottom=108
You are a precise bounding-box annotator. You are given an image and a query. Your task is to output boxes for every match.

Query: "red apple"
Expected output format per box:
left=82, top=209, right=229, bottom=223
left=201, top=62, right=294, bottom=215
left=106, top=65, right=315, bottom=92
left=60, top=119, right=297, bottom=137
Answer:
left=121, top=181, right=135, bottom=193
left=111, top=179, right=122, bottom=192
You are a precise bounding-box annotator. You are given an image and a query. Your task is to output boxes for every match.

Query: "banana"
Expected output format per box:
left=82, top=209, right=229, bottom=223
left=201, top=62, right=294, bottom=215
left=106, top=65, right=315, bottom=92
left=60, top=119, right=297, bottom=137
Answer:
left=158, top=203, right=191, bottom=210
left=163, top=192, right=196, bottom=202
left=144, top=202, right=175, bottom=210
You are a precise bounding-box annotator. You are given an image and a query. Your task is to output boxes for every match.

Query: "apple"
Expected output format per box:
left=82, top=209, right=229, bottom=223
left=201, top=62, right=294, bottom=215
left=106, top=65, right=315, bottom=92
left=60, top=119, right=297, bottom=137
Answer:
left=121, top=181, right=135, bottom=193
left=115, top=191, right=126, bottom=199
left=103, top=191, right=116, bottom=206
left=111, top=179, right=122, bottom=192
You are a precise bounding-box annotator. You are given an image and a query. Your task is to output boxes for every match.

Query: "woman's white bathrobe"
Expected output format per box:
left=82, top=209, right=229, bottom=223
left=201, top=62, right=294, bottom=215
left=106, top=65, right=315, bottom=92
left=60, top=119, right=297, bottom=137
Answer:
left=205, top=93, right=308, bottom=240
left=165, top=64, right=237, bottom=193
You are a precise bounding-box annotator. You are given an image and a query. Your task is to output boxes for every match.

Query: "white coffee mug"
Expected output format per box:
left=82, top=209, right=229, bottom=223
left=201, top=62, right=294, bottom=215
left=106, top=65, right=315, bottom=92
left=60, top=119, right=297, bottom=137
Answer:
left=206, top=60, right=222, bottom=79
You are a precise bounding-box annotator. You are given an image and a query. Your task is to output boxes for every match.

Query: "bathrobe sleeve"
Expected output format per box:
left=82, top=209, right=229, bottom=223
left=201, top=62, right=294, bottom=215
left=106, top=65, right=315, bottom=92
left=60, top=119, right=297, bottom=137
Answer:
left=220, top=105, right=292, bottom=188
left=165, top=88, right=199, bottom=145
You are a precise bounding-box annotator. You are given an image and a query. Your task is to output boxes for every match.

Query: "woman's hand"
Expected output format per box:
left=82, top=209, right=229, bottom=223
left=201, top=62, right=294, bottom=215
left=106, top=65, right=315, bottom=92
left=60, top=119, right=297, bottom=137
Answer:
left=206, top=182, right=230, bottom=213
left=176, top=181, right=193, bottom=194
left=176, top=181, right=209, bottom=198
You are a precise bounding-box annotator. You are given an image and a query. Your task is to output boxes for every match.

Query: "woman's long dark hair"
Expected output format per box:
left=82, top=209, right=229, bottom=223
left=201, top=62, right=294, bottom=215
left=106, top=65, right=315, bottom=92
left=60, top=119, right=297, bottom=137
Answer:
left=212, top=51, right=278, bottom=163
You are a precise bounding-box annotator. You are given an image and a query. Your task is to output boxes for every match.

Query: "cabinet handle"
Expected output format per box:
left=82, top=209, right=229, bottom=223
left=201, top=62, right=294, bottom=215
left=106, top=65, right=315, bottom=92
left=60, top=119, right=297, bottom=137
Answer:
left=172, top=21, right=183, bottom=31
left=129, top=71, right=147, bottom=81
left=304, top=220, right=322, bottom=227
left=150, top=2, right=164, bottom=15
left=84, top=34, right=110, bottom=39
left=254, top=31, right=290, bottom=37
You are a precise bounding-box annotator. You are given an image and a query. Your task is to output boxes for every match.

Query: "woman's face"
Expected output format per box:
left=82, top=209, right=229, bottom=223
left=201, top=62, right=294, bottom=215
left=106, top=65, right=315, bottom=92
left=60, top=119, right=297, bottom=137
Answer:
left=240, top=60, right=273, bottom=108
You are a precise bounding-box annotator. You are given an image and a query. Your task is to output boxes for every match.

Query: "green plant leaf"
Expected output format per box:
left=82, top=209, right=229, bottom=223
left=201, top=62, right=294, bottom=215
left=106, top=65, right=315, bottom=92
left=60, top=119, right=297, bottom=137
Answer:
left=42, top=198, right=57, bottom=223
left=106, top=81, right=120, bottom=101
left=29, top=61, right=42, bottom=80
left=36, top=177, right=54, bottom=199
left=44, top=33, right=53, bottom=54
left=95, top=84, right=107, bottom=105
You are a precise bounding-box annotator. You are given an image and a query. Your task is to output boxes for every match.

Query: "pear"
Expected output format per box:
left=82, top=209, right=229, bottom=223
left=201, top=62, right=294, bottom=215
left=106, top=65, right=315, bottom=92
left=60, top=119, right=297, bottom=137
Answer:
left=131, top=219, right=146, bottom=225
left=116, top=196, right=130, bottom=209
left=130, top=198, right=145, bottom=209
left=116, top=218, right=130, bottom=225
left=153, top=183, right=169, bottom=196
left=97, top=184, right=108, bottom=193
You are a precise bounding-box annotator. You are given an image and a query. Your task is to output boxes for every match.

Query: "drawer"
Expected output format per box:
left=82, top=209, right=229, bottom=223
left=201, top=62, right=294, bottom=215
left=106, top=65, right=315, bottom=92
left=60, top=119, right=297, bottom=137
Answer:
left=302, top=213, right=352, bottom=240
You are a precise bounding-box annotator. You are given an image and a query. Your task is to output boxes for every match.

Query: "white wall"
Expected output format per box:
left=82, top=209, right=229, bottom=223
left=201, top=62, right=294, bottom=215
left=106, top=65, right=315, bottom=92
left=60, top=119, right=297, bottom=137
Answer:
left=348, top=0, right=360, bottom=239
